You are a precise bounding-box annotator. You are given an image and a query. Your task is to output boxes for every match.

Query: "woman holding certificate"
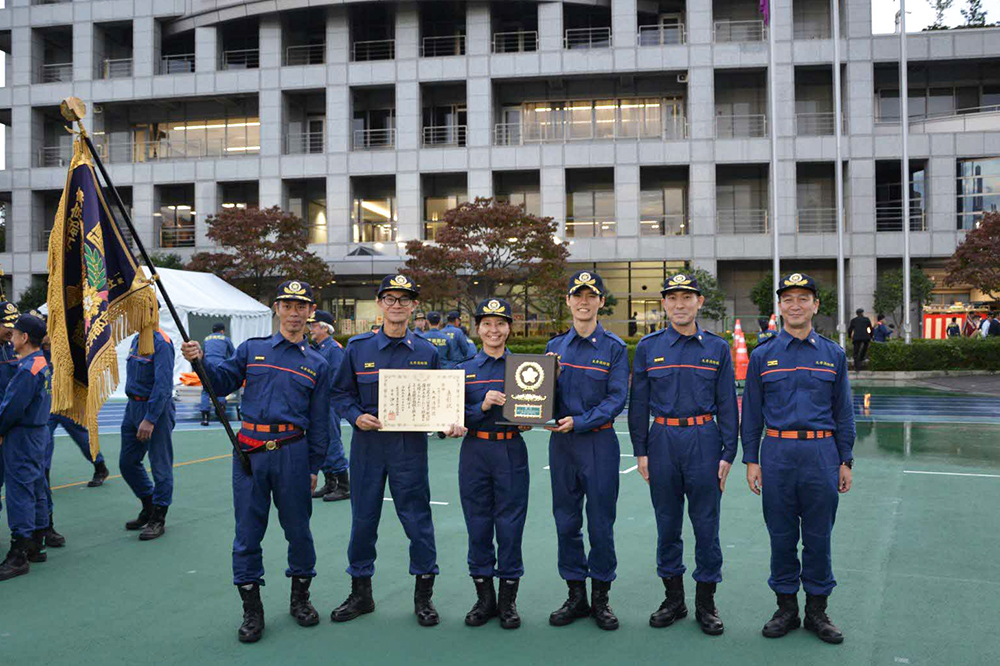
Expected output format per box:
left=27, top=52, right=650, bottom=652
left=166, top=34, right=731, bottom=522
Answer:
left=444, top=297, right=530, bottom=630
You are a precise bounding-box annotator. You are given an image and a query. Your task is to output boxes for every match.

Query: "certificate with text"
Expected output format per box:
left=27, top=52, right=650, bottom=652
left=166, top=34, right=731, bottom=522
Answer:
left=377, top=369, right=465, bottom=432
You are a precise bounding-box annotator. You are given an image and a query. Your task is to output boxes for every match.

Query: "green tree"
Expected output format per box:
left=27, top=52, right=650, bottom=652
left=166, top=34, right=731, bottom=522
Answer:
left=872, top=266, right=935, bottom=327
left=689, top=266, right=727, bottom=322
left=16, top=280, right=48, bottom=313
left=926, top=0, right=954, bottom=29
left=149, top=252, right=186, bottom=270
left=750, top=274, right=775, bottom=316
left=960, top=0, right=987, bottom=26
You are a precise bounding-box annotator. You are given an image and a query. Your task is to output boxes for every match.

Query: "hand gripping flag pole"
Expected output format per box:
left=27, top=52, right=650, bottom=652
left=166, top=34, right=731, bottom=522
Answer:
left=59, top=97, right=252, bottom=475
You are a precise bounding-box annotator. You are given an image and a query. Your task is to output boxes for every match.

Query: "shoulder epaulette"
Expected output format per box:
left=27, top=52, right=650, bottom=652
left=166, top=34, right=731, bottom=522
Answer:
left=348, top=332, right=375, bottom=345
left=604, top=330, right=627, bottom=347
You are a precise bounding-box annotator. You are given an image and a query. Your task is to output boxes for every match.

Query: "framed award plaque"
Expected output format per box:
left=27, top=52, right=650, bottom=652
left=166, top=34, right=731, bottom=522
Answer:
left=498, top=353, right=557, bottom=426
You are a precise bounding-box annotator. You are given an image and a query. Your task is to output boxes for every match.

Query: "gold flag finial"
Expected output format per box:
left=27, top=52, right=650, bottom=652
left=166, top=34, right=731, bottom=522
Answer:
left=60, top=97, right=87, bottom=123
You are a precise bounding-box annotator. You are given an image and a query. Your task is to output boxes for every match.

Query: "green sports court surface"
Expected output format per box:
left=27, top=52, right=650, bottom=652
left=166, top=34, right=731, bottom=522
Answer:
left=2, top=389, right=999, bottom=666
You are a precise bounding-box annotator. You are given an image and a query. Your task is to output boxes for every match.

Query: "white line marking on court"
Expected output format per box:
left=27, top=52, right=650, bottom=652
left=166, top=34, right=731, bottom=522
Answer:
left=903, top=470, right=1000, bottom=479
left=543, top=465, right=550, bottom=470
left=620, top=465, right=638, bottom=475
left=382, top=498, right=450, bottom=506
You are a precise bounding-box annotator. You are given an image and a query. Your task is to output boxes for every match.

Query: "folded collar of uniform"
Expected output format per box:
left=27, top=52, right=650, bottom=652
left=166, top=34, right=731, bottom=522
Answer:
left=777, top=327, right=818, bottom=348
left=271, top=332, right=310, bottom=354
left=665, top=323, right=705, bottom=347
left=473, top=348, right=508, bottom=367
left=376, top=327, right=414, bottom=350
left=568, top=322, right=606, bottom=348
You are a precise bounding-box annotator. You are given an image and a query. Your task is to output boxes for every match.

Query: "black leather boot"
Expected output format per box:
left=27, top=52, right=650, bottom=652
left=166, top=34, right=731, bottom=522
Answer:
left=590, top=579, right=619, bottom=631
left=762, top=593, right=801, bottom=638
left=125, top=495, right=154, bottom=530
left=804, top=594, right=844, bottom=644
left=290, top=577, right=320, bottom=626
left=45, top=514, right=66, bottom=548
left=323, top=471, right=350, bottom=502
left=549, top=580, right=590, bottom=626
left=694, top=581, right=724, bottom=636
left=331, top=576, right=375, bottom=622
left=312, top=473, right=336, bottom=499
left=0, top=538, right=31, bottom=582
left=88, top=461, right=110, bottom=487
left=28, top=530, right=47, bottom=563
left=498, top=578, right=521, bottom=630
left=465, top=576, right=497, bottom=626
left=237, top=583, right=265, bottom=643
left=650, top=576, right=687, bottom=627
left=414, top=574, right=440, bottom=627
left=139, top=505, right=168, bottom=541
left=200, top=411, right=210, bottom=426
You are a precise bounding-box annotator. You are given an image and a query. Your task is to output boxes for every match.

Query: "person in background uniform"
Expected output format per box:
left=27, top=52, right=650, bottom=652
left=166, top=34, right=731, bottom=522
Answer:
left=741, top=273, right=855, bottom=645
left=872, top=314, right=893, bottom=342
left=946, top=318, right=961, bottom=338
left=847, top=308, right=872, bottom=370
left=308, top=310, right=350, bottom=503
left=461, top=325, right=478, bottom=358
left=422, top=312, right=454, bottom=367
left=989, top=312, right=1000, bottom=338
left=0, top=314, right=52, bottom=581
left=443, top=311, right=474, bottom=365
left=412, top=311, right=428, bottom=336
left=628, top=273, right=738, bottom=636
left=0, top=301, right=22, bottom=538
left=330, top=274, right=442, bottom=627
left=120, top=326, right=176, bottom=541
left=962, top=313, right=980, bottom=338
left=200, top=323, right=236, bottom=426
left=545, top=270, right=629, bottom=631
left=182, top=280, right=330, bottom=644
left=448, top=298, right=530, bottom=630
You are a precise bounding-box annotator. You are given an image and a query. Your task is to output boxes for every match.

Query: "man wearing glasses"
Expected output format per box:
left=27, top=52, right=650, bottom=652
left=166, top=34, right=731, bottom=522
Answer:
left=330, top=274, right=443, bottom=627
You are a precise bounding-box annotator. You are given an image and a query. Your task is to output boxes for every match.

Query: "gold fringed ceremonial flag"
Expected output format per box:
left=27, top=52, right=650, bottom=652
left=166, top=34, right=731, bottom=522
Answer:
left=46, top=136, right=159, bottom=459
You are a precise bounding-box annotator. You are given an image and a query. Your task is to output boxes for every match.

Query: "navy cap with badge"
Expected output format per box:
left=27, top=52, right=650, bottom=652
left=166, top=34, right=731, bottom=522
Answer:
left=567, top=270, right=605, bottom=297
left=274, top=279, right=315, bottom=304
left=474, top=298, right=514, bottom=324
left=212, top=322, right=226, bottom=333
left=775, top=272, right=818, bottom=296
left=377, top=274, right=420, bottom=299
left=661, top=273, right=701, bottom=296
left=13, top=313, right=46, bottom=339
left=1, top=300, right=19, bottom=329
left=309, top=309, right=335, bottom=326
left=426, top=311, right=442, bottom=325
left=414, top=311, right=427, bottom=321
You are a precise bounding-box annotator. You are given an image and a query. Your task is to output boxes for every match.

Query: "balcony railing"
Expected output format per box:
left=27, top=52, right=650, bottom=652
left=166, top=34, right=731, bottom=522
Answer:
left=285, top=44, right=325, bottom=66
left=797, top=208, right=840, bottom=233
left=904, top=104, right=1000, bottom=133
left=284, top=131, right=325, bottom=155
left=421, top=35, right=466, bottom=57
left=494, top=117, right=688, bottom=145
left=713, top=20, right=766, bottom=43
left=159, top=53, right=195, bottom=74
left=222, top=48, right=260, bottom=70
left=637, top=24, right=686, bottom=46
left=565, top=217, right=617, bottom=238
left=793, top=24, right=831, bottom=40
left=352, top=39, right=395, bottom=61
left=876, top=201, right=926, bottom=232
left=37, top=229, right=53, bottom=252
left=564, top=27, right=612, bottom=50
left=717, top=209, right=769, bottom=234
left=794, top=112, right=846, bottom=136
left=640, top=214, right=689, bottom=236
left=40, top=62, right=73, bottom=83
left=37, top=145, right=71, bottom=168
left=422, top=125, right=467, bottom=147
left=99, top=58, right=133, bottom=79
left=715, top=114, right=768, bottom=138
left=160, top=226, right=196, bottom=249
left=94, top=138, right=260, bottom=163
left=352, top=128, right=396, bottom=150
left=492, top=30, right=539, bottom=53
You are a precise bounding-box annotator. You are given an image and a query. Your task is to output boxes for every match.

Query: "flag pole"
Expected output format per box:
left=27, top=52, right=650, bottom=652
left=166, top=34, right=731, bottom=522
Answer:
left=832, top=0, right=846, bottom=349
left=60, top=97, right=252, bottom=475
left=765, top=2, right=781, bottom=318
left=899, top=0, right=913, bottom=343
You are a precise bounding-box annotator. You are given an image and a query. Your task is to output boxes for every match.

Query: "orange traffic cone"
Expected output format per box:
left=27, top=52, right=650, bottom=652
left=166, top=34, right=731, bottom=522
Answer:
left=733, top=319, right=749, bottom=381
left=767, top=313, right=777, bottom=331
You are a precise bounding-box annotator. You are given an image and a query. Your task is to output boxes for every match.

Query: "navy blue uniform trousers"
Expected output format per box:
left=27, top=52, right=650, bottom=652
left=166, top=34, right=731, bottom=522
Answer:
left=3, top=425, right=49, bottom=538
left=120, top=399, right=175, bottom=506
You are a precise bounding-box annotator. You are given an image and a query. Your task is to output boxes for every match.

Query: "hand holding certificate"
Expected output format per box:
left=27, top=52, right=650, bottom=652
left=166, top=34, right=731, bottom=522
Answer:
left=378, top=369, right=465, bottom=432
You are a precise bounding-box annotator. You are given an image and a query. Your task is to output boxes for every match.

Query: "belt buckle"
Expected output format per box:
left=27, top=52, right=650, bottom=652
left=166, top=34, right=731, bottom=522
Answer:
left=797, top=430, right=808, bottom=439
left=265, top=440, right=277, bottom=451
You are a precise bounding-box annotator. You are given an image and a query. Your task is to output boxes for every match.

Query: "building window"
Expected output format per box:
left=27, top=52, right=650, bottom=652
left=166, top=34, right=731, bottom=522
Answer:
left=352, top=197, right=397, bottom=243
left=567, top=190, right=616, bottom=238
left=423, top=195, right=466, bottom=241
left=957, top=157, right=1000, bottom=230
left=157, top=184, right=195, bottom=248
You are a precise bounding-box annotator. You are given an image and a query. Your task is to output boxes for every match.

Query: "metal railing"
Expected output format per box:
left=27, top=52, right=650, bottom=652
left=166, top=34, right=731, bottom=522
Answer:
left=717, top=209, right=769, bottom=234
left=159, top=53, right=195, bottom=74
left=715, top=114, right=768, bottom=138
left=285, top=44, right=325, bottom=66
left=93, top=138, right=260, bottom=163
left=492, top=30, right=539, bottom=53
left=159, top=226, right=196, bottom=249
left=794, top=112, right=846, bottom=136
left=421, top=35, right=466, bottom=57
left=876, top=202, right=926, bottom=232
left=284, top=130, right=325, bottom=154
left=713, top=20, right=766, bottom=43
left=640, top=214, right=689, bottom=236
left=793, top=24, right=831, bottom=40
left=32, top=0, right=71, bottom=4
left=222, top=48, right=260, bottom=70
left=352, top=39, right=395, bottom=61
left=352, top=128, right=396, bottom=150
left=422, top=125, right=467, bottom=147
left=99, top=58, right=133, bottom=79
left=637, top=24, right=686, bottom=46
left=493, top=117, right=688, bottom=145
left=40, top=62, right=73, bottom=83
left=37, top=145, right=73, bottom=167
left=797, top=208, right=839, bottom=233
left=37, top=229, right=53, bottom=252
left=565, top=217, right=617, bottom=238
left=564, top=27, right=612, bottom=49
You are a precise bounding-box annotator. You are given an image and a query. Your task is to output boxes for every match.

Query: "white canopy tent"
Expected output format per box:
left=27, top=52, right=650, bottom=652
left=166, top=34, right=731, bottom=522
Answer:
left=43, top=267, right=273, bottom=396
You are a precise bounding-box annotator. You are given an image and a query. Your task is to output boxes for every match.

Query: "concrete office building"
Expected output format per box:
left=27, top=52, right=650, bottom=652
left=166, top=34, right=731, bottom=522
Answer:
left=0, top=0, right=998, bottom=335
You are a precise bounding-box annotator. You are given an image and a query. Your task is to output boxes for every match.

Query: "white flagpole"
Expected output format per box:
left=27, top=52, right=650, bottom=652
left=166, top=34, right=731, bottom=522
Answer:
left=833, top=0, right=846, bottom=348
left=900, top=0, right=912, bottom=343
left=767, top=4, right=781, bottom=317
